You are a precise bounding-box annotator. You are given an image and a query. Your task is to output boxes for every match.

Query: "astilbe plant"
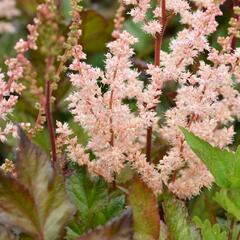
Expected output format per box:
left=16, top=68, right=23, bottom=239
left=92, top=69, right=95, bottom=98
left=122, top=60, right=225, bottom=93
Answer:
left=57, top=0, right=240, bottom=199
left=1, top=0, right=240, bottom=239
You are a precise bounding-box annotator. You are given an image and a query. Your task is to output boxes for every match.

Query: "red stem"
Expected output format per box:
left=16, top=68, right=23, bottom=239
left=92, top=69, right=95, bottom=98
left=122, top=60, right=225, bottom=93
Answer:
left=109, top=90, right=114, bottom=146
left=231, top=0, right=240, bottom=50
left=228, top=217, right=235, bottom=240
left=146, top=0, right=166, bottom=163
left=45, top=80, right=57, bottom=165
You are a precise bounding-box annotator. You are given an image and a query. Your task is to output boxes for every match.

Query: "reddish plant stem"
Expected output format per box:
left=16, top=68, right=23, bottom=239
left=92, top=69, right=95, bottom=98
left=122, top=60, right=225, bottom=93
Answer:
left=33, top=48, right=68, bottom=132
left=231, top=0, right=240, bottom=50
left=45, top=80, right=57, bottom=166
left=108, top=58, right=120, bottom=147
left=109, top=90, right=114, bottom=146
left=228, top=217, right=235, bottom=240
left=237, top=230, right=240, bottom=240
left=146, top=0, right=166, bottom=163
left=0, top=76, right=14, bottom=101
left=204, top=191, right=217, bottom=225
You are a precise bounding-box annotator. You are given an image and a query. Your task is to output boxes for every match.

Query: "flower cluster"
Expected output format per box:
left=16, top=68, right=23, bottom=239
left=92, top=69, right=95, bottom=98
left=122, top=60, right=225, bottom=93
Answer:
left=159, top=63, right=240, bottom=198
left=156, top=0, right=240, bottom=198
left=112, top=1, right=126, bottom=39
left=58, top=0, right=240, bottom=198
left=123, top=0, right=162, bottom=36
left=0, top=0, right=20, bottom=33
left=0, top=0, right=55, bottom=141
left=58, top=30, right=162, bottom=193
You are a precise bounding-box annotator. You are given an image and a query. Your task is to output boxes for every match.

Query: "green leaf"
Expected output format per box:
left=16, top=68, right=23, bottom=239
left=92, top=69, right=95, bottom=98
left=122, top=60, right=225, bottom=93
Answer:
left=162, top=192, right=201, bottom=240
left=181, top=127, right=240, bottom=188
left=81, top=10, right=113, bottom=53
left=124, top=19, right=153, bottom=57
left=77, top=209, right=133, bottom=240
left=214, top=189, right=240, bottom=220
left=129, top=177, right=160, bottom=240
left=181, top=129, right=240, bottom=221
left=0, top=129, right=75, bottom=239
left=60, top=0, right=72, bottom=22
left=66, top=169, right=125, bottom=238
left=194, top=217, right=227, bottom=240
left=188, top=188, right=219, bottom=224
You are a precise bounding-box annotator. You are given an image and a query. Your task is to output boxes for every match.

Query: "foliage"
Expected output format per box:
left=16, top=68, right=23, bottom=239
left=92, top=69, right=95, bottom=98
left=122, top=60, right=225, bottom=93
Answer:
left=66, top=169, right=125, bottom=239
left=162, top=191, right=201, bottom=240
left=181, top=127, right=240, bottom=189
left=194, top=217, right=227, bottom=240
left=182, top=128, right=240, bottom=235
left=77, top=209, right=133, bottom=240
left=0, top=129, right=75, bottom=239
left=129, top=177, right=160, bottom=240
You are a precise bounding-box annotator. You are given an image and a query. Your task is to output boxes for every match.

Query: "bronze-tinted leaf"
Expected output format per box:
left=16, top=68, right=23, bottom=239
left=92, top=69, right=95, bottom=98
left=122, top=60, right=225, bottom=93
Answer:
left=16, top=128, right=76, bottom=239
left=0, top=171, right=38, bottom=235
left=128, top=177, right=160, bottom=240
left=77, top=209, right=133, bottom=240
left=0, top=128, right=75, bottom=239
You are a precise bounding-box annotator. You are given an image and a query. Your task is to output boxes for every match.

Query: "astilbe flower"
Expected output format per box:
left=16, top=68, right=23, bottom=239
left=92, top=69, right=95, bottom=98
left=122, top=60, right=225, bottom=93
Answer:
left=60, top=0, right=240, bottom=199
left=0, top=0, right=20, bottom=33
left=159, top=63, right=240, bottom=198
left=123, top=0, right=162, bottom=36
left=0, top=72, right=21, bottom=142
left=0, top=1, right=53, bottom=141
left=156, top=0, right=240, bottom=199
left=112, top=0, right=126, bottom=39
left=108, top=0, right=240, bottom=199
left=57, top=30, right=162, bottom=193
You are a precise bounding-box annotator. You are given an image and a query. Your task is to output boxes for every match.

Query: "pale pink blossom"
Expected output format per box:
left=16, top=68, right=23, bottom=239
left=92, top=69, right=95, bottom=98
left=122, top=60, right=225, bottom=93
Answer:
left=0, top=0, right=45, bottom=142
left=64, top=30, right=163, bottom=192
left=143, top=20, right=162, bottom=36
left=0, top=0, right=20, bottom=33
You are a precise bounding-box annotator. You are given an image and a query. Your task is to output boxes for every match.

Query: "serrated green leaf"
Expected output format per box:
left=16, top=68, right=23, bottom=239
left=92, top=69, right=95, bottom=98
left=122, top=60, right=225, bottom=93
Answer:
left=214, top=189, right=240, bottom=220
left=66, top=169, right=125, bottom=238
left=181, top=127, right=240, bottom=188
left=129, top=177, right=160, bottom=240
left=194, top=217, right=227, bottom=240
left=162, top=192, right=201, bottom=240
left=77, top=209, right=133, bottom=240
